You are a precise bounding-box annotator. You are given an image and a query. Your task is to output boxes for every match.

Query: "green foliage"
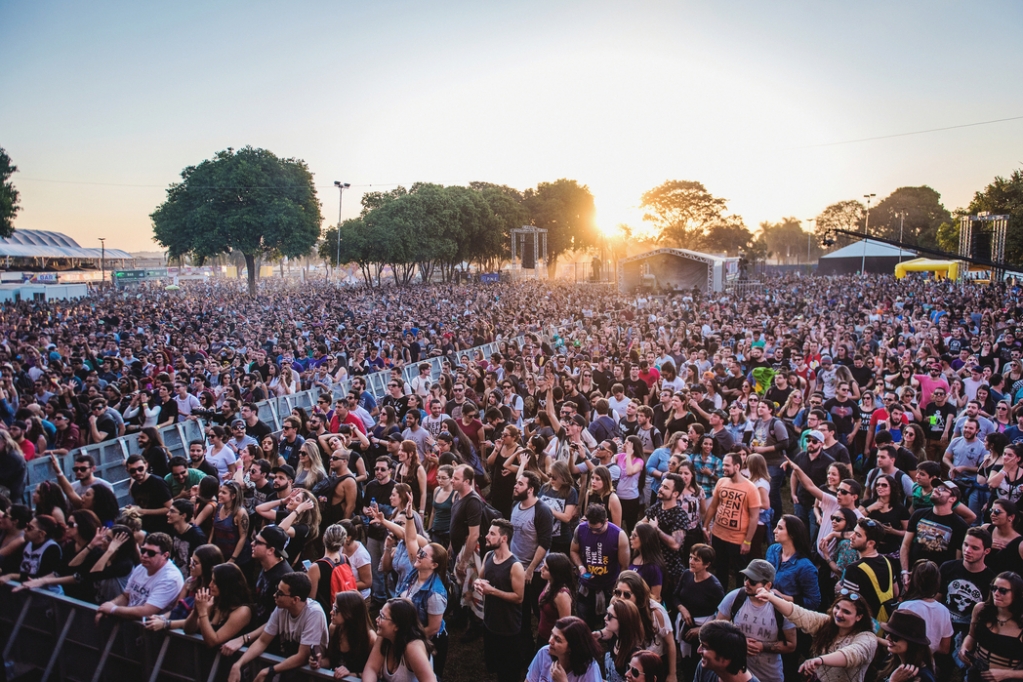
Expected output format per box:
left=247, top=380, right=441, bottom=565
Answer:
left=758, top=217, right=816, bottom=263
left=0, top=147, right=20, bottom=238
left=936, top=220, right=960, bottom=254
left=151, top=146, right=323, bottom=296
left=867, top=186, right=951, bottom=248
left=639, top=180, right=728, bottom=247
left=523, top=179, right=597, bottom=275
left=968, top=169, right=1023, bottom=264
left=701, top=216, right=754, bottom=256
left=814, top=200, right=864, bottom=252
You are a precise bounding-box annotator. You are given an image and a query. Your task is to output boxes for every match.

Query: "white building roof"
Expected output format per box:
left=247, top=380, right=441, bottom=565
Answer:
left=0, top=230, right=133, bottom=259
left=820, top=239, right=917, bottom=259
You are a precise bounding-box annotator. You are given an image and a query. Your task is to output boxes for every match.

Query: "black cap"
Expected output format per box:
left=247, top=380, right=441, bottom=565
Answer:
left=258, top=525, right=289, bottom=559
left=386, top=433, right=404, bottom=443
left=271, top=464, right=296, bottom=481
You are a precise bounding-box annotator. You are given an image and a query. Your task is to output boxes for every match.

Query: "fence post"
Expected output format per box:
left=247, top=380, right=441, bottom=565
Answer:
left=40, top=609, right=75, bottom=682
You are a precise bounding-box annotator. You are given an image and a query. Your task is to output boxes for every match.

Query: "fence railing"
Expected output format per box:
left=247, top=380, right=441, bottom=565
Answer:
left=0, top=581, right=347, bottom=682
left=25, top=330, right=575, bottom=506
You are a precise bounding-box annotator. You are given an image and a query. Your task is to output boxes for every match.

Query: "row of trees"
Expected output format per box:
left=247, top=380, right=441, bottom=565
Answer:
left=318, top=179, right=597, bottom=286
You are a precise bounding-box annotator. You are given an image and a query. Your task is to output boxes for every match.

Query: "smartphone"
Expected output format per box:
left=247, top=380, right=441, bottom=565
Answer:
left=302, top=560, right=312, bottom=571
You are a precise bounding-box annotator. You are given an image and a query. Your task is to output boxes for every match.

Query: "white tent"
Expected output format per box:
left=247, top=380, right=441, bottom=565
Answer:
left=818, top=239, right=917, bottom=275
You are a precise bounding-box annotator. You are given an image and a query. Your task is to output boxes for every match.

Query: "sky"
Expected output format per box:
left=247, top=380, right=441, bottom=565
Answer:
left=2, top=1, right=1022, bottom=252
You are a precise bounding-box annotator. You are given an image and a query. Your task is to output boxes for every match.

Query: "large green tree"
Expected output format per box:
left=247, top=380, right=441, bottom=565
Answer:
left=867, top=186, right=952, bottom=248
left=0, top=147, right=20, bottom=238
left=968, top=169, right=1023, bottom=264
left=639, top=180, right=727, bottom=247
left=758, top=217, right=816, bottom=263
left=701, top=216, right=754, bottom=256
left=523, top=179, right=597, bottom=277
left=152, top=147, right=322, bottom=296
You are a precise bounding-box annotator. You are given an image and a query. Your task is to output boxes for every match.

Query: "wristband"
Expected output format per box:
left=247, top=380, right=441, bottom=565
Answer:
left=742, top=540, right=751, bottom=546
left=267, top=665, right=275, bottom=678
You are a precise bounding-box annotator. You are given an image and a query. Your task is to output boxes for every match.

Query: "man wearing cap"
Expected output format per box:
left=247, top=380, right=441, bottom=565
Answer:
left=715, top=559, right=796, bottom=682
left=790, top=429, right=833, bottom=540
left=840, top=518, right=902, bottom=623
left=901, top=482, right=969, bottom=583
left=226, top=419, right=258, bottom=455
left=750, top=399, right=790, bottom=529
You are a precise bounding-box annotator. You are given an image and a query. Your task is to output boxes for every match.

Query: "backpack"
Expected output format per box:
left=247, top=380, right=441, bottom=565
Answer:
left=730, top=590, right=786, bottom=641
left=770, top=417, right=797, bottom=459
left=859, top=558, right=898, bottom=623
left=328, top=553, right=358, bottom=601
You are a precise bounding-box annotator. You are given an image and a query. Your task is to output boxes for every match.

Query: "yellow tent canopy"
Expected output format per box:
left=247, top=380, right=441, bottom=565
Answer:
left=894, top=258, right=960, bottom=280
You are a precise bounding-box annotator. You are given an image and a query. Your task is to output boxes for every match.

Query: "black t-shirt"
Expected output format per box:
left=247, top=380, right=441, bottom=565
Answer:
left=939, top=559, right=994, bottom=631
left=867, top=504, right=912, bottom=555
left=792, top=450, right=835, bottom=507
left=130, top=475, right=172, bottom=534
left=823, top=442, right=851, bottom=465
left=253, top=559, right=292, bottom=626
left=142, top=446, right=171, bottom=478
left=363, top=479, right=396, bottom=541
left=894, top=447, right=919, bottom=473
left=840, top=555, right=899, bottom=619
left=674, top=569, right=725, bottom=618
left=850, top=365, right=875, bottom=390
left=921, top=402, right=958, bottom=441
left=450, top=492, right=484, bottom=556
left=168, top=524, right=207, bottom=573
left=246, top=419, right=272, bottom=442
left=908, top=508, right=968, bottom=567
left=192, top=459, right=219, bottom=479
left=95, top=415, right=118, bottom=442
left=823, top=397, right=861, bottom=436
left=623, top=378, right=649, bottom=404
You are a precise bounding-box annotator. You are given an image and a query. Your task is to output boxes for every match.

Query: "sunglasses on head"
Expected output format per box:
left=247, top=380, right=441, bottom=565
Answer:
left=839, top=588, right=861, bottom=601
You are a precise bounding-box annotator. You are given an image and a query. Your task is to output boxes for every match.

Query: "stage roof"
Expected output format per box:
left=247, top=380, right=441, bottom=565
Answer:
left=0, top=230, right=133, bottom=259
left=819, top=239, right=917, bottom=260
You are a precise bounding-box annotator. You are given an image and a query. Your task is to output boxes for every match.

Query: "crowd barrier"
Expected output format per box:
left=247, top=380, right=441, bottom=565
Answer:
left=0, top=581, right=347, bottom=682
left=23, top=328, right=575, bottom=506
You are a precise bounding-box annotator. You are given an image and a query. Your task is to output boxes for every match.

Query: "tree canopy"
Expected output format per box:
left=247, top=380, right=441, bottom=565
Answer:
left=757, top=217, right=819, bottom=263
left=151, top=146, right=323, bottom=296
left=968, top=169, right=1023, bottom=264
left=0, top=146, right=20, bottom=238
left=866, top=186, right=951, bottom=248
left=640, top=180, right=728, bottom=247
left=523, top=179, right=597, bottom=277
left=814, top=199, right=864, bottom=252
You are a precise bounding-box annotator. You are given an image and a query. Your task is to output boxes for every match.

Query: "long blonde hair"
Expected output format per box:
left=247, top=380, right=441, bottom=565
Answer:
left=297, top=441, right=327, bottom=489
left=746, top=453, right=769, bottom=484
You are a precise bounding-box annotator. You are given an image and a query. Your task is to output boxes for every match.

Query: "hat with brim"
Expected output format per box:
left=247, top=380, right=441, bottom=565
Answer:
left=880, top=610, right=930, bottom=647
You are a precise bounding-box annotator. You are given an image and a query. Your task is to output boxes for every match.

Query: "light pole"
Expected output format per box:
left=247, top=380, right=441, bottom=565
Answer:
left=860, top=193, right=876, bottom=274
left=333, top=181, right=350, bottom=280
left=805, top=218, right=815, bottom=263
left=98, top=238, right=106, bottom=287
left=897, top=210, right=907, bottom=264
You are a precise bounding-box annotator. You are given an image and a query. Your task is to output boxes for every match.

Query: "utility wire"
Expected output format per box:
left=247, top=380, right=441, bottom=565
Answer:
left=796, top=115, right=1023, bottom=148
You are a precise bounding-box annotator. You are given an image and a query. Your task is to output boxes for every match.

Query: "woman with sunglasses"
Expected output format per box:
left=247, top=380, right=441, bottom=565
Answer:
left=310, top=590, right=377, bottom=678
left=362, top=598, right=436, bottom=682
left=396, top=499, right=449, bottom=679
left=755, top=587, right=877, bottom=682
left=12, top=508, right=100, bottom=599
left=878, top=610, right=936, bottom=682
left=861, top=474, right=911, bottom=557
left=983, top=499, right=1023, bottom=577
left=595, top=599, right=645, bottom=682
left=960, top=572, right=1023, bottom=682
left=526, top=615, right=603, bottom=682
left=676, top=462, right=707, bottom=559
left=624, top=650, right=666, bottom=682
left=820, top=508, right=860, bottom=596
left=612, top=571, right=676, bottom=682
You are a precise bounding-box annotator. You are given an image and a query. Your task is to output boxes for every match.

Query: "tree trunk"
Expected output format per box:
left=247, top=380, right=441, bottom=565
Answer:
left=245, top=253, right=257, bottom=297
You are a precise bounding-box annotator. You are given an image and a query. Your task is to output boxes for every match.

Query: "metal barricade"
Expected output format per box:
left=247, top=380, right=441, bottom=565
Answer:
left=0, top=581, right=340, bottom=682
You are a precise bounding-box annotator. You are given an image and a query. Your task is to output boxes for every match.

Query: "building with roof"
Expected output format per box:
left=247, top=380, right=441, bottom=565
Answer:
left=0, top=229, right=133, bottom=267
left=816, top=239, right=917, bottom=276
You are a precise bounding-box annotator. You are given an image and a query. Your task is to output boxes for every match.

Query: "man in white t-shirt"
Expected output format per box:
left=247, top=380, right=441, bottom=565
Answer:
left=173, top=382, right=202, bottom=422
left=784, top=459, right=864, bottom=560
left=228, top=572, right=328, bottom=682
left=95, top=533, right=184, bottom=624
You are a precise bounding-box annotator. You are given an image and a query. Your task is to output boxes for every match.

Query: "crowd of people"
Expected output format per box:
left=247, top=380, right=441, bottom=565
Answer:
left=2, top=274, right=1023, bottom=682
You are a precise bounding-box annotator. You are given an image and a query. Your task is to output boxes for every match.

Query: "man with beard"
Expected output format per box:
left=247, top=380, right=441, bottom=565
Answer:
left=839, top=518, right=901, bottom=623
left=639, top=472, right=688, bottom=601
left=187, top=440, right=219, bottom=478
left=939, top=528, right=993, bottom=661
left=715, top=560, right=796, bottom=682
left=477, top=519, right=525, bottom=682
left=509, top=472, right=553, bottom=665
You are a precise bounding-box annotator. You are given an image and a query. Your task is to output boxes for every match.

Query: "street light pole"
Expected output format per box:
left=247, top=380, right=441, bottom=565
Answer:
left=333, top=181, right=350, bottom=281
left=99, top=238, right=106, bottom=288
left=861, top=193, right=876, bottom=274
left=898, top=210, right=906, bottom=264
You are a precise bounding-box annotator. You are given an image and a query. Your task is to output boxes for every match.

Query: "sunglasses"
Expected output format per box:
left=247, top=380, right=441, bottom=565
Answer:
left=128, top=466, right=147, bottom=474
left=72, top=466, right=90, bottom=473
left=830, top=516, right=845, bottom=523
left=613, top=589, right=633, bottom=599
left=991, top=585, right=1012, bottom=596
left=628, top=666, right=644, bottom=678
left=839, top=588, right=861, bottom=601
left=140, top=548, right=162, bottom=558
left=274, top=588, right=293, bottom=598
